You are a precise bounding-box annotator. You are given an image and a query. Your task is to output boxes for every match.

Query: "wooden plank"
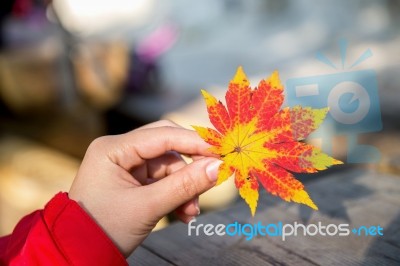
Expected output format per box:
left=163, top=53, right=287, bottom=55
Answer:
left=127, top=246, right=173, bottom=266
left=129, top=170, right=400, bottom=265
left=134, top=212, right=313, bottom=265
left=234, top=170, right=400, bottom=265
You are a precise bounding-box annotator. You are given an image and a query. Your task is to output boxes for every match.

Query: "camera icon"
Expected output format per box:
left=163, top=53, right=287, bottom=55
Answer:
left=285, top=69, right=382, bottom=163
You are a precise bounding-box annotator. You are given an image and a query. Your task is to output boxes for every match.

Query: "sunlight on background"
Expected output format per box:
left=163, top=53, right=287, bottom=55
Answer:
left=52, top=0, right=155, bottom=34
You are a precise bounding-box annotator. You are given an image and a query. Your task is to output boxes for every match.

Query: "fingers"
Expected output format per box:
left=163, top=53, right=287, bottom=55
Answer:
left=131, top=151, right=187, bottom=184
left=175, top=197, right=200, bottom=223
left=139, top=158, right=222, bottom=219
left=142, top=152, right=201, bottom=222
left=146, top=152, right=186, bottom=179
left=108, top=125, right=216, bottom=172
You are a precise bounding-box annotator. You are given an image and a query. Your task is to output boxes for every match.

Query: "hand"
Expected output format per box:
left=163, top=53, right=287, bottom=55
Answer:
left=69, top=120, right=221, bottom=257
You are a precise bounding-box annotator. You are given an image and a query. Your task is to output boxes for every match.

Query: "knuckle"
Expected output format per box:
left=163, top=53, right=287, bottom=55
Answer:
left=178, top=173, right=198, bottom=199
left=90, top=136, right=107, bottom=147
left=158, top=119, right=177, bottom=128
left=88, top=136, right=111, bottom=151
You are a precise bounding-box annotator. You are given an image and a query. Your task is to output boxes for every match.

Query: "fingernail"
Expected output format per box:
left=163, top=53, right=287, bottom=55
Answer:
left=194, top=198, right=200, bottom=215
left=206, top=160, right=222, bottom=182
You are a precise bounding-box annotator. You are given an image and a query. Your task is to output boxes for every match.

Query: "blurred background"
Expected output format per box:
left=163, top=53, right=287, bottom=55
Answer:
left=0, top=0, right=399, bottom=235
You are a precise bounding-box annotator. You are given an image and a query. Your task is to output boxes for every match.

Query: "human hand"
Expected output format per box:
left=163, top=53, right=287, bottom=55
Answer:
left=68, top=120, right=221, bottom=257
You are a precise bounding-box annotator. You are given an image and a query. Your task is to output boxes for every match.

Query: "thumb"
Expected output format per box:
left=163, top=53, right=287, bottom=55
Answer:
left=141, top=158, right=222, bottom=218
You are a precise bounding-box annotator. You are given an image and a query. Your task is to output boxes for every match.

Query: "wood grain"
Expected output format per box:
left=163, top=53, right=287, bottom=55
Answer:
left=129, top=169, right=400, bottom=265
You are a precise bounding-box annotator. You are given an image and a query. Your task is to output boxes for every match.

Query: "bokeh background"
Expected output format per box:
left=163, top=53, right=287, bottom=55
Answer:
left=0, top=0, right=399, bottom=236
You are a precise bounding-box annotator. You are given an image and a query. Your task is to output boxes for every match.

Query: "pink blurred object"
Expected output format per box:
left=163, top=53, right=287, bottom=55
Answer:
left=136, top=23, right=179, bottom=63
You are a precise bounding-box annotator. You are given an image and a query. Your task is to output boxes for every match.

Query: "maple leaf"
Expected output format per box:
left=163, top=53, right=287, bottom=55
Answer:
left=193, top=66, right=343, bottom=216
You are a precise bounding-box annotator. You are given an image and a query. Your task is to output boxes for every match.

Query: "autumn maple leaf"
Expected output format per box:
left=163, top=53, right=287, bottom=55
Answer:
left=193, top=66, right=342, bottom=216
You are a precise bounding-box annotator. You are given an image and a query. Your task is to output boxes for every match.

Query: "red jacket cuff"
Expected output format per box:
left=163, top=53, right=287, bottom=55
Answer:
left=43, top=192, right=127, bottom=265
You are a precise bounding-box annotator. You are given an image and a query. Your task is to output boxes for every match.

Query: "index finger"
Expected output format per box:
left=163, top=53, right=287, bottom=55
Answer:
left=107, top=126, right=217, bottom=171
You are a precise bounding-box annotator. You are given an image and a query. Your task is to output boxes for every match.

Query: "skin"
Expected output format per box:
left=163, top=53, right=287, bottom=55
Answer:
left=69, top=120, right=222, bottom=257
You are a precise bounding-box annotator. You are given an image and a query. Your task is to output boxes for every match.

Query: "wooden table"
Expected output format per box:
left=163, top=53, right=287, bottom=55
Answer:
left=128, top=168, right=400, bottom=265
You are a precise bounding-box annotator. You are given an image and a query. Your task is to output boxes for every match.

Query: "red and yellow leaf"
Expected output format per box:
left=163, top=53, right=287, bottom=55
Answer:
left=194, top=66, right=342, bottom=216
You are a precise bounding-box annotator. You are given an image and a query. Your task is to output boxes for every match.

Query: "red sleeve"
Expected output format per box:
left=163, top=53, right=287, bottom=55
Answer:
left=0, top=192, right=127, bottom=266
